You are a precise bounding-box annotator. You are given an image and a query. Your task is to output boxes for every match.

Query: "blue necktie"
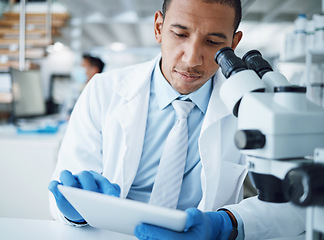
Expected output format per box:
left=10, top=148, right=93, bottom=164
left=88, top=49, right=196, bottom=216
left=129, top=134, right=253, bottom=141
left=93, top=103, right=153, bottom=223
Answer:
left=149, top=100, right=195, bottom=208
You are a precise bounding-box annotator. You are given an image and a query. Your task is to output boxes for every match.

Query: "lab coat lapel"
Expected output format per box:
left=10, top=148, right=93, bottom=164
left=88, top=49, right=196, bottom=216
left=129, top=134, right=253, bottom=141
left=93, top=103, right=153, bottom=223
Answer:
left=114, top=57, right=158, bottom=198
left=198, top=70, right=231, bottom=211
left=200, top=70, right=229, bottom=134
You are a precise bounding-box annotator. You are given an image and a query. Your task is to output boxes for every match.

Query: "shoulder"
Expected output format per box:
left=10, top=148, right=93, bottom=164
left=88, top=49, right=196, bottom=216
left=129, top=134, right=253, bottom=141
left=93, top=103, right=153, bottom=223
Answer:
left=100, top=56, right=158, bottom=81
left=88, top=55, right=160, bottom=101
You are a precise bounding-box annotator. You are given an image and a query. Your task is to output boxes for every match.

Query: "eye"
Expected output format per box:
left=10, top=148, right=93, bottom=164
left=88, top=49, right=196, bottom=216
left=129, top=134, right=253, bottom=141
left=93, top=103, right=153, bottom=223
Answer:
left=207, top=40, right=223, bottom=46
left=172, top=30, right=187, bottom=38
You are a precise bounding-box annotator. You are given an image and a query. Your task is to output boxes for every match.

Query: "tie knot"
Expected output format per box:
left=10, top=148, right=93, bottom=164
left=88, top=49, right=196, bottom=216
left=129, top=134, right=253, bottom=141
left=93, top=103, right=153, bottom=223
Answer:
left=172, top=100, right=195, bottom=119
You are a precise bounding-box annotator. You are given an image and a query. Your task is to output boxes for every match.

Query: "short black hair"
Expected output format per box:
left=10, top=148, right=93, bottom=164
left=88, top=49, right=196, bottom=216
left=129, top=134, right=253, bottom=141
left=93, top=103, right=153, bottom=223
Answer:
left=162, top=0, right=242, bottom=33
left=82, top=54, right=105, bottom=73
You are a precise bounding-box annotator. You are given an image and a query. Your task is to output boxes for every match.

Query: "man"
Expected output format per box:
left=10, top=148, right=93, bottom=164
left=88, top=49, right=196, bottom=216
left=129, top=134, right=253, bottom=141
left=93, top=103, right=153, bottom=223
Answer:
left=49, top=0, right=305, bottom=239
left=81, top=54, right=105, bottom=84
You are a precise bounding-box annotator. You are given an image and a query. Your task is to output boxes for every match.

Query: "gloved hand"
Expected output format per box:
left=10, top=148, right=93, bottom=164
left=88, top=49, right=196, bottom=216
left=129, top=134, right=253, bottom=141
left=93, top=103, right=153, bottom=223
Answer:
left=134, top=208, right=233, bottom=240
left=48, top=170, right=120, bottom=223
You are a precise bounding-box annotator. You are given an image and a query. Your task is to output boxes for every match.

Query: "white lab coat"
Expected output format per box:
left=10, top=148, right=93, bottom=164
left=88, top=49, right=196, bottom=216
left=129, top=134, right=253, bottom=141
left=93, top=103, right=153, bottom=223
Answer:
left=50, top=55, right=305, bottom=239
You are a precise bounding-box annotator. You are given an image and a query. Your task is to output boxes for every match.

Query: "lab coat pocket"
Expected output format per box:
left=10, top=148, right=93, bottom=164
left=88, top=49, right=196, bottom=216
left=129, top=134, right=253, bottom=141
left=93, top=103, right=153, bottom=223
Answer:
left=215, top=161, right=248, bottom=208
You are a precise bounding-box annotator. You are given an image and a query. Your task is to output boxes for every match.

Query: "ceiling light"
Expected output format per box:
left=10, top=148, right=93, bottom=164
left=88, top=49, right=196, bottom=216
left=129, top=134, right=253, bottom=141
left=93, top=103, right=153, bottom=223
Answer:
left=110, top=42, right=127, bottom=51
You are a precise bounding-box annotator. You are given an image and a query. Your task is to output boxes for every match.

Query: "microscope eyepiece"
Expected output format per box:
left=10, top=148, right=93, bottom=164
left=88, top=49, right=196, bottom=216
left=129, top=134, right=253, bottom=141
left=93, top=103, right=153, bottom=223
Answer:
left=215, top=47, right=247, bottom=78
left=242, top=50, right=273, bottom=78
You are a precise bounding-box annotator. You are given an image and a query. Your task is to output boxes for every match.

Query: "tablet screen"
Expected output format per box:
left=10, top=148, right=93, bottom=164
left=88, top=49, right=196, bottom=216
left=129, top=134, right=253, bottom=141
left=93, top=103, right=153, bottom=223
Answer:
left=58, top=185, right=187, bottom=236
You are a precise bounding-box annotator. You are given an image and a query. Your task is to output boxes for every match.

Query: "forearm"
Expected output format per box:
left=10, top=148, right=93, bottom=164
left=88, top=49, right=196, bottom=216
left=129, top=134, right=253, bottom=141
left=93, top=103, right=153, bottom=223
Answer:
left=224, top=196, right=306, bottom=240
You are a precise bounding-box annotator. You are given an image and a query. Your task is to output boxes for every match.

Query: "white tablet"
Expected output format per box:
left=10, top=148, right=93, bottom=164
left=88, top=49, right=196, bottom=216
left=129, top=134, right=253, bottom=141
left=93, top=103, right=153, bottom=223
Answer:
left=58, top=185, right=188, bottom=236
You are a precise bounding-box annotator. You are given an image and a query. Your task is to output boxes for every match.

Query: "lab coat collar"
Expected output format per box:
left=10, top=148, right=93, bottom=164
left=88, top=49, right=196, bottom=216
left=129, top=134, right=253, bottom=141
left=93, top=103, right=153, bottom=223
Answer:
left=114, top=54, right=161, bottom=102
left=200, top=69, right=230, bottom=133
left=153, top=59, right=179, bottom=110
left=197, top=69, right=232, bottom=211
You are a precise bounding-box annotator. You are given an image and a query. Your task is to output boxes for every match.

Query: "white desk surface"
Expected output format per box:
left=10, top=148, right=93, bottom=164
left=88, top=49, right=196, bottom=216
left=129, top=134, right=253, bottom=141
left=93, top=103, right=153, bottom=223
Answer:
left=0, top=218, right=137, bottom=240
left=0, top=217, right=306, bottom=240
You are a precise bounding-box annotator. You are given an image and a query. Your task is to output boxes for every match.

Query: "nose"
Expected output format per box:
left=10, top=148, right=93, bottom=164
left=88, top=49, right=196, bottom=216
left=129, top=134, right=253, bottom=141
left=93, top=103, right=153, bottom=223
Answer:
left=182, top=39, right=203, bottom=67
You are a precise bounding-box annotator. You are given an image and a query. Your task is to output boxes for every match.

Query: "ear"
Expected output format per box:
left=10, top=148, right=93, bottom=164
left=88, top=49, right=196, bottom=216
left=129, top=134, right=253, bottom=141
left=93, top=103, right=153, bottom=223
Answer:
left=154, top=11, right=164, bottom=44
left=231, top=31, right=243, bottom=50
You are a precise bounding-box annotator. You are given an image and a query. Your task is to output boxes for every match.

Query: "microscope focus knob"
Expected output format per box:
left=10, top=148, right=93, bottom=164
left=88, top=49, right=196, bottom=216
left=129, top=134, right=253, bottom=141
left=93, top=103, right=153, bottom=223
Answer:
left=283, top=164, right=324, bottom=207
left=235, top=130, right=266, bottom=150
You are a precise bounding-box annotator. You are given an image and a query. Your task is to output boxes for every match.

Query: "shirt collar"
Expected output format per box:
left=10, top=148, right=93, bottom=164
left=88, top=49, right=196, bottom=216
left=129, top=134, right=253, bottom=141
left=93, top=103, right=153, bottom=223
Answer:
left=153, top=58, right=212, bottom=114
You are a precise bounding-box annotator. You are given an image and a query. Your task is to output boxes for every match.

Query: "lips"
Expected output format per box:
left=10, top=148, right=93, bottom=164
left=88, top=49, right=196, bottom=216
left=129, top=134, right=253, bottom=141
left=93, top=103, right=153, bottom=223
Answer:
left=175, top=70, right=201, bottom=82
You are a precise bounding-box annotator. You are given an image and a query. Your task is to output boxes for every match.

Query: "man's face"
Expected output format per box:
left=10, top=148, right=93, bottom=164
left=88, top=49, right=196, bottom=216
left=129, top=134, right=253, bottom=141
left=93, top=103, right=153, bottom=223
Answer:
left=82, top=59, right=99, bottom=83
left=154, top=0, right=242, bottom=95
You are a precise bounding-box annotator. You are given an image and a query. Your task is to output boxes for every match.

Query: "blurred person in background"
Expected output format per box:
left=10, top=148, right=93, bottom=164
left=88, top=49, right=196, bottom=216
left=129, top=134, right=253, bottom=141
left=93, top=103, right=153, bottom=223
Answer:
left=56, top=54, right=105, bottom=118
left=81, top=54, right=105, bottom=84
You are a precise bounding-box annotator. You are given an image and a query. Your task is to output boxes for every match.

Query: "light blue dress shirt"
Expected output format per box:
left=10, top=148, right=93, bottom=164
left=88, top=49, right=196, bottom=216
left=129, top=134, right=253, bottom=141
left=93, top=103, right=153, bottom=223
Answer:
left=127, top=59, right=212, bottom=210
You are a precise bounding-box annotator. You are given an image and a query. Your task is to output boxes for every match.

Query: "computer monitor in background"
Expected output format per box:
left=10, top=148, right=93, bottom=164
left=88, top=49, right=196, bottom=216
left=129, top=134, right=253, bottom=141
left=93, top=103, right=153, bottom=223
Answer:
left=46, top=74, right=72, bottom=114
left=10, top=68, right=46, bottom=119
left=0, top=72, right=12, bottom=104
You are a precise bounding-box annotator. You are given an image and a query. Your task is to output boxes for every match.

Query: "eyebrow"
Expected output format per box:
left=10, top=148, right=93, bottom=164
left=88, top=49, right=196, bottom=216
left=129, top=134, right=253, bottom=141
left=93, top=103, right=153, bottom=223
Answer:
left=171, top=24, right=187, bottom=30
left=209, top=32, right=227, bottom=40
left=171, top=24, right=228, bottom=40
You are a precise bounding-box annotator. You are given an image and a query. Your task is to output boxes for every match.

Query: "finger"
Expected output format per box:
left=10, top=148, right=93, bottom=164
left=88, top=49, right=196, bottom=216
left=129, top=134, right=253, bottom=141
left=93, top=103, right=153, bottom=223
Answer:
left=134, top=223, right=190, bottom=240
left=111, top=183, right=121, bottom=195
left=76, top=171, right=100, bottom=192
left=48, top=179, right=85, bottom=222
left=89, top=171, right=121, bottom=197
left=48, top=180, right=65, bottom=202
left=60, top=170, right=80, bottom=188
left=185, top=208, right=204, bottom=229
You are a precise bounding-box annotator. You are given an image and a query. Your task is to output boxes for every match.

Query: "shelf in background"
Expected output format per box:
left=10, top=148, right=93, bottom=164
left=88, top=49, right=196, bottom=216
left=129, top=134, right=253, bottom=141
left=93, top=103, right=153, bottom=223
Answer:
left=281, top=49, right=324, bottom=63
left=281, top=54, right=306, bottom=63
left=311, top=83, right=324, bottom=87
left=308, top=49, right=324, bottom=63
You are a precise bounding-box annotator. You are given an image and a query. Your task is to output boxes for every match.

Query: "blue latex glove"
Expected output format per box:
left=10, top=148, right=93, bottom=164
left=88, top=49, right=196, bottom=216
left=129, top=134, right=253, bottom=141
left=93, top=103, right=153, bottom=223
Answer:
left=134, top=208, right=233, bottom=240
left=48, top=170, right=121, bottom=223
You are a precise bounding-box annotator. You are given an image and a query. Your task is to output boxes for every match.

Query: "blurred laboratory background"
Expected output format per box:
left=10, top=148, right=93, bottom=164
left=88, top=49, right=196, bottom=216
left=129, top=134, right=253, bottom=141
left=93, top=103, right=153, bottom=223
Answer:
left=0, top=0, right=323, bottom=220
